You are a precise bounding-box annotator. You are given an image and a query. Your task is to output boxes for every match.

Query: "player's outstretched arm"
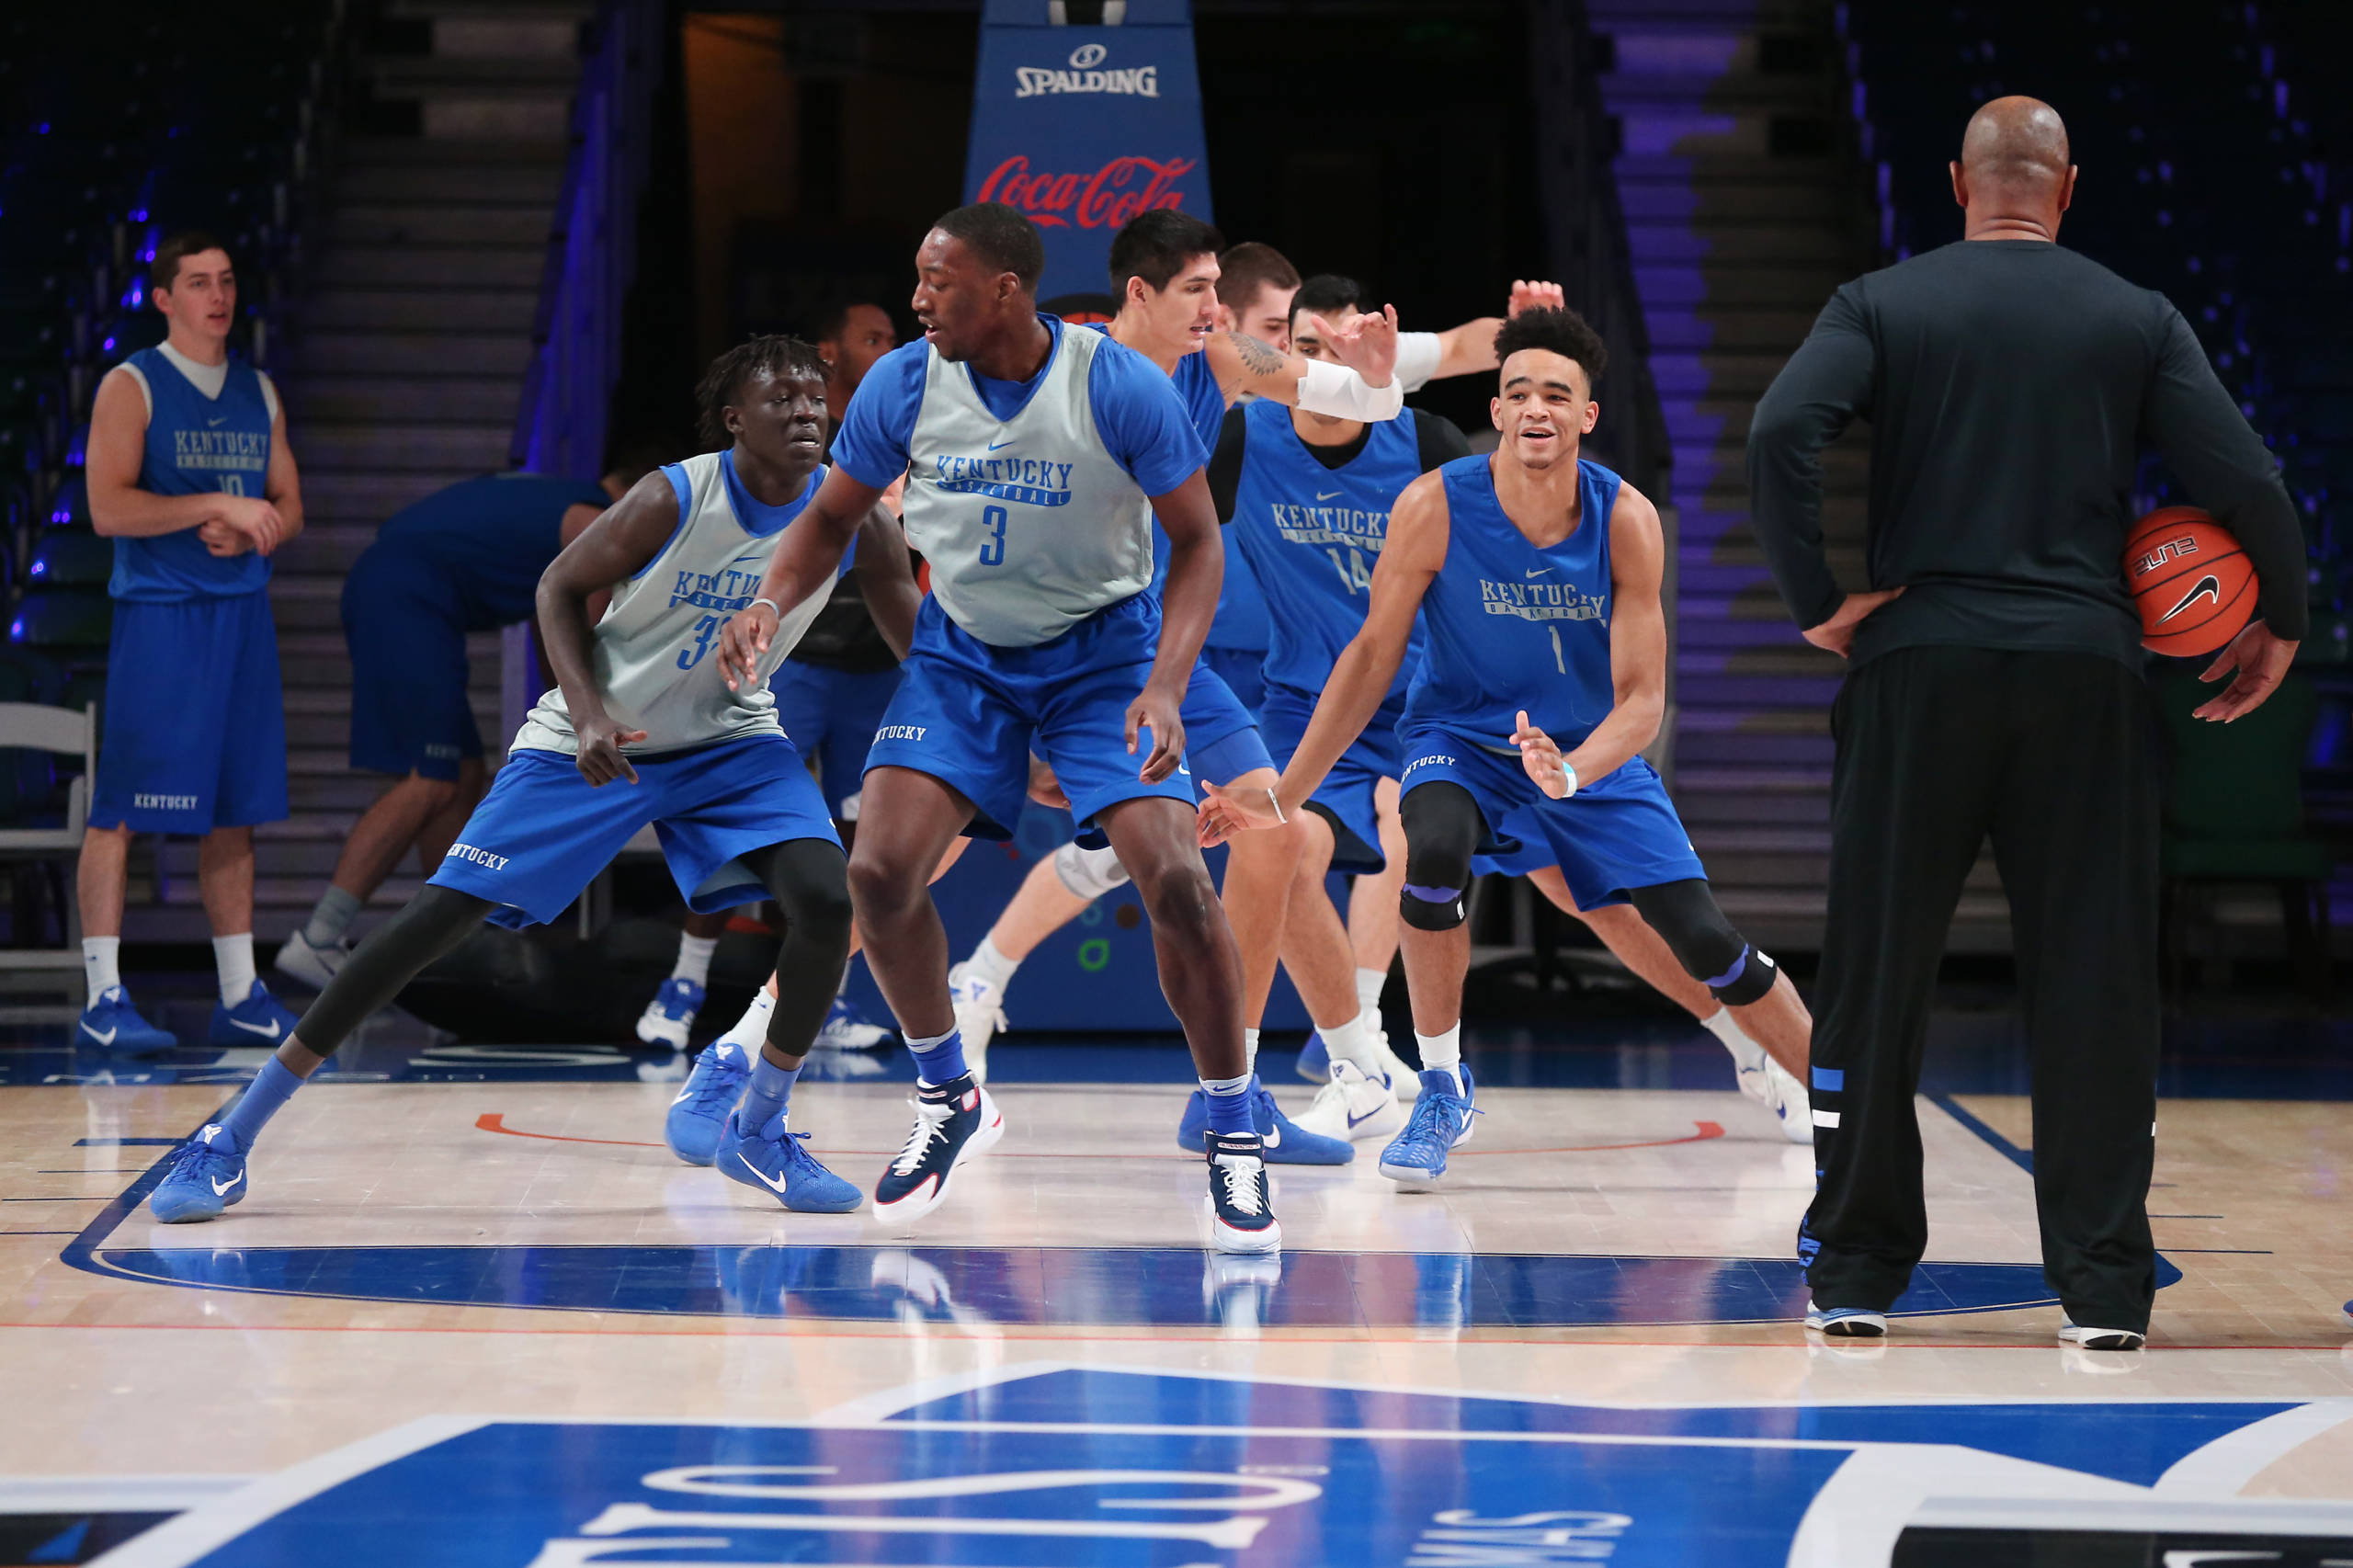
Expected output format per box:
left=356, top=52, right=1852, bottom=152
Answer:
left=717, top=466, right=883, bottom=691
left=536, top=471, right=698, bottom=785
left=1425, top=279, right=1569, bottom=381
left=1207, top=309, right=1404, bottom=421
left=851, top=501, right=920, bottom=661
left=1199, top=471, right=1447, bottom=844
left=1552, top=484, right=1668, bottom=790
left=85, top=369, right=244, bottom=542
left=1133, top=469, right=1222, bottom=782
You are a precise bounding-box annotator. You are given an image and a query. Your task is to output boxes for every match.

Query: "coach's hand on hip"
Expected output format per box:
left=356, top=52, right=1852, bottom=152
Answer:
left=2194, top=619, right=2300, bottom=722
left=576, top=718, right=647, bottom=788
left=1802, top=587, right=1906, bottom=659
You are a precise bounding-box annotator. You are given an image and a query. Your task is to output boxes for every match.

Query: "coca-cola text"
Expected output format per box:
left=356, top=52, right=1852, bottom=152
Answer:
left=975, top=154, right=1195, bottom=230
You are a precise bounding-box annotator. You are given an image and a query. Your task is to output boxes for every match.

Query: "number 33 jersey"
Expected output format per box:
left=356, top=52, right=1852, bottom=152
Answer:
left=511, top=449, right=845, bottom=757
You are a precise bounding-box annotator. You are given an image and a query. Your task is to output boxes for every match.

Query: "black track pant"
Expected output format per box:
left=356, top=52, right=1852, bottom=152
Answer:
left=1801, top=646, right=2161, bottom=1331
left=295, top=838, right=854, bottom=1062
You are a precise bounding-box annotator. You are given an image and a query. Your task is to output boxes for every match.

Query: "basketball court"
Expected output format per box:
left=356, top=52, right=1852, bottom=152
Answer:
left=3, top=1020, right=2349, bottom=1566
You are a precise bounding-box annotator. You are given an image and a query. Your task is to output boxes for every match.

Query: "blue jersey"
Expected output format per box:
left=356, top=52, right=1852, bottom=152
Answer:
left=374, top=472, right=612, bottom=628
left=1404, top=454, right=1624, bottom=748
left=1230, top=395, right=1425, bottom=700
left=112, top=347, right=274, bottom=600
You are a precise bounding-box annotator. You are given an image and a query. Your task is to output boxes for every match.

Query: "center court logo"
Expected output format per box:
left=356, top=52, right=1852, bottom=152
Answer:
left=445, top=842, right=510, bottom=871
left=1015, top=42, right=1160, bottom=98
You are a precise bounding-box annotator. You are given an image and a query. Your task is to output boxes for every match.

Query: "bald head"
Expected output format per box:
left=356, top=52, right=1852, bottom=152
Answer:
left=1951, top=96, right=2075, bottom=240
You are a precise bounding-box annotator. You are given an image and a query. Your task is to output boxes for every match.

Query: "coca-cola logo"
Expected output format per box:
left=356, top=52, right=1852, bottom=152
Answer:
left=975, top=154, right=1195, bottom=231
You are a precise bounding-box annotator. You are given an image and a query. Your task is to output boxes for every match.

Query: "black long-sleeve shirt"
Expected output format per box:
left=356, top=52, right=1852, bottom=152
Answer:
left=1748, top=239, right=2307, bottom=669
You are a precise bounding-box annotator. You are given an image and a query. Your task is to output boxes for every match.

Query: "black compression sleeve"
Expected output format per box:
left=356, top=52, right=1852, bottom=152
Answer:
left=739, top=837, right=856, bottom=1060
left=1206, top=403, right=1249, bottom=524
left=293, top=884, right=490, bottom=1056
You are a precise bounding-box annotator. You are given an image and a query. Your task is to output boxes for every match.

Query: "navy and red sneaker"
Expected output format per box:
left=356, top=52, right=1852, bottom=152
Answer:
left=1204, top=1130, right=1282, bottom=1255
left=873, top=1074, right=1003, bottom=1226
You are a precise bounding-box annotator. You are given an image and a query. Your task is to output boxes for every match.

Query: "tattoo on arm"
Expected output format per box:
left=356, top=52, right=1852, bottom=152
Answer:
left=1222, top=331, right=1287, bottom=378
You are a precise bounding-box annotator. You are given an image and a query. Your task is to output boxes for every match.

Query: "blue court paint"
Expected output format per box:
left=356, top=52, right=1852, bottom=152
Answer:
left=103, top=1369, right=2336, bottom=1568
left=69, top=1242, right=2177, bottom=1327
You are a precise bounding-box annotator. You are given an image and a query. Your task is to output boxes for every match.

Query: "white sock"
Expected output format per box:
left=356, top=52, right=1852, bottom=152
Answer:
left=1319, top=1011, right=1379, bottom=1074
left=1243, top=1026, right=1259, bottom=1077
left=966, top=934, right=1019, bottom=993
left=1415, top=1024, right=1463, bottom=1095
left=720, top=989, right=774, bottom=1051
left=213, top=934, right=257, bottom=1006
left=1700, top=1006, right=1767, bottom=1066
left=1355, top=966, right=1386, bottom=1012
left=672, top=934, right=718, bottom=987
left=83, top=937, right=121, bottom=1008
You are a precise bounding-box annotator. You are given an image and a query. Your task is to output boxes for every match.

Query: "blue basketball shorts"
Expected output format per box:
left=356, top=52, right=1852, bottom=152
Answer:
left=92, top=589, right=288, bottom=834
left=342, top=546, right=480, bottom=782
left=768, top=661, right=903, bottom=821
left=1201, top=642, right=1267, bottom=716
left=1401, top=726, right=1707, bottom=911
left=1259, top=678, right=1405, bottom=874
left=863, top=594, right=1197, bottom=842
left=427, top=733, right=838, bottom=929
left=1180, top=660, right=1274, bottom=792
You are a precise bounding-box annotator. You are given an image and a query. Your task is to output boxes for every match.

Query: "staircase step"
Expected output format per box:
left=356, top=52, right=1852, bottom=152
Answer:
left=333, top=160, right=564, bottom=208
left=282, top=373, right=525, bottom=425
left=1649, top=350, right=1803, bottom=397
left=297, top=420, right=514, bottom=472
left=1642, top=306, right=1835, bottom=350
left=298, top=467, right=499, bottom=522
left=366, top=54, right=583, bottom=94
left=314, top=244, right=546, bottom=289
left=1625, top=221, right=1852, bottom=265
left=289, top=330, right=534, bottom=377
left=325, top=202, right=556, bottom=247
left=1599, top=73, right=1827, bottom=111
left=303, top=285, right=541, bottom=333
left=1619, top=181, right=1844, bottom=222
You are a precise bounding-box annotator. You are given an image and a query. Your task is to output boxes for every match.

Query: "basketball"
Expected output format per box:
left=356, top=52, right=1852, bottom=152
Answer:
left=2125, top=506, right=2256, bottom=656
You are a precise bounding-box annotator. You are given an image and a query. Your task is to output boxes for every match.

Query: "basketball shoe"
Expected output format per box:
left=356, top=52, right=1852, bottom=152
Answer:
left=813, top=994, right=896, bottom=1053
left=664, top=1039, right=752, bottom=1165
left=716, top=1111, right=860, bottom=1213
left=1804, top=1301, right=1888, bottom=1337
left=2056, top=1320, right=2146, bottom=1352
left=209, top=981, right=301, bottom=1049
left=273, top=929, right=348, bottom=991
left=149, top=1123, right=248, bottom=1223
left=77, top=986, right=176, bottom=1056
left=637, top=978, right=705, bottom=1049
left=1378, top=1067, right=1478, bottom=1188
left=874, top=1074, right=1003, bottom=1225
left=1291, top=1059, right=1405, bottom=1143
left=1176, top=1075, right=1353, bottom=1164
left=1204, top=1131, right=1281, bottom=1254
left=1767, top=1060, right=1814, bottom=1144
left=946, top=960, right=1006, bottom=1084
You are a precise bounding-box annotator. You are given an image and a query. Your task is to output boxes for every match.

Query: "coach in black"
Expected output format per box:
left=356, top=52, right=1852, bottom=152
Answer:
left=1746, top=97, right=2307, bottom=1347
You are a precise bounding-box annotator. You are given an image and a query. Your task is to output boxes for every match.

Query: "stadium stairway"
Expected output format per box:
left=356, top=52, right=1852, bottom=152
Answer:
left=132, top=0, right=596, bottom=944
left=1586, top=0, right=2009, bottom=954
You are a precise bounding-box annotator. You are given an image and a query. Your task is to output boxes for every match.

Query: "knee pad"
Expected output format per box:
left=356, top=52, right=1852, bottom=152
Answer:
left=1398, top=783, right=1481, bottom=932
left=1052, top=841, right=1131, bottom=901
left=1706, top=944, right=1779, bottom=1007
left=1628, top=878, right=1770, bottom=1002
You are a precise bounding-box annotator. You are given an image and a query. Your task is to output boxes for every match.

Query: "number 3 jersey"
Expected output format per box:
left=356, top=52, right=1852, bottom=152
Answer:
left=1403, top=453, right=1625, bottom=751
left=511, top=449, right=845, bottom=757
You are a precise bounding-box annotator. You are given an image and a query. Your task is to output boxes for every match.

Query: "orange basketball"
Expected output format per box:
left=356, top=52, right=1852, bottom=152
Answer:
left=2125, top=506, right=2256, bottom=657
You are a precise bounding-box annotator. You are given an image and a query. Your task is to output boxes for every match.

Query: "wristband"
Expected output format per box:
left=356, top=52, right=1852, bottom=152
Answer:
left=1266, top=787, right=1287, bottom=824
left=748, top=597, right=780, bottom=619
left=1296, top=358, right=1405, bottom=422
left=1561, top=763, right=1578, bottom=799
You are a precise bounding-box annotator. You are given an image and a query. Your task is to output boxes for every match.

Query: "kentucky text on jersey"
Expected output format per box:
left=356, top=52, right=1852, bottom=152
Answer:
left=932, top=454, right=1076, bottom=507
left=1266, top=501, right=1390, bottom=550
left=170, top=428, right=268, bottom=473
left=669, top=564, right=766, bottom=613
left=1480, top=578, right=1609, bottom=622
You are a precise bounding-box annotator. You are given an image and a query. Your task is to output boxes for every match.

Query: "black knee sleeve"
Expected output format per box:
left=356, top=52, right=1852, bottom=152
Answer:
left=1627, top=879, right=1777, bottom=1006
left=1398, top=782, right=1481, bottom=932
left=297, top=884, right=489, bottom=1056
left=741, top=838, right=855, bottom=1057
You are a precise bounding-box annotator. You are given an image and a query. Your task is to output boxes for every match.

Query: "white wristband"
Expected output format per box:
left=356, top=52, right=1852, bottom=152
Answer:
left=1296, top=357, right=1404, bottom=423
left=1561, top=762, right=1578, bottom=799
left=1266, top=787, right=1286, bottom=824
left=748, top=597, right=780, bottom=619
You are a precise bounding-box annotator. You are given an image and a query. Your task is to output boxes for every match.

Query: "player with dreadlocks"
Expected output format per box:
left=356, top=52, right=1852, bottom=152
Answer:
left=144, top=336, right=920, bottom=1223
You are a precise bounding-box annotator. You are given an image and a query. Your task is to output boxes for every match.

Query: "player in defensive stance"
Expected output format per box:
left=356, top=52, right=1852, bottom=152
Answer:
left=719, top=203, right=1284, bottom=1251
left=1204, top=307, right=1813, bottom=1187
left=146, top=337, right=910, bottom=1222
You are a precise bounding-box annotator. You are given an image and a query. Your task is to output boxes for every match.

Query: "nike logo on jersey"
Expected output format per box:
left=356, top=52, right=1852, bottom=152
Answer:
left=211, top=1169, right=244, bottom=1195
left=986, top=438, right=1017, bottom=451
left=229, top=1016, right=282, bottom=1039
left=2159, top=574, right=2222, bottom=624
left=83, top=1023, right=117, bottom=1045
left=207, top=416, right=225, bottom=427
left=1526, top=567, right=1552, bottom=578
left=738, top=1151, right=793, bottom=1195
left=1315, top=490, right=1344, bottom=501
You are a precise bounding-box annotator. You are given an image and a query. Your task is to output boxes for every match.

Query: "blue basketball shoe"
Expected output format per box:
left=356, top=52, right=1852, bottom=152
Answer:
left=77, top=986, right=176, bottom=1056
left=716, top=1112, right=861, bottom=1213
left=209, top=981, right=301, bottom=1049
left=636, top=977, right=706, bottom=1049
left=149, top=1123, right=249, bottom=1223
left=665, top=1040, right=752, bottom=1165
left=1377, top=1067, right=1478, bottom=1189
left=1176, top=1075, right=1352, bottom=1165
left=1293, top=1032, right=1329, bottom=1082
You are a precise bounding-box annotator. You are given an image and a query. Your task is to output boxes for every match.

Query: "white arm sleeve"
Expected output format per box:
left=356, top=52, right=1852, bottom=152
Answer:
left=1394, top=331, right=1443, bottom=394
left=1296, top=358, right=1406, bottom=423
